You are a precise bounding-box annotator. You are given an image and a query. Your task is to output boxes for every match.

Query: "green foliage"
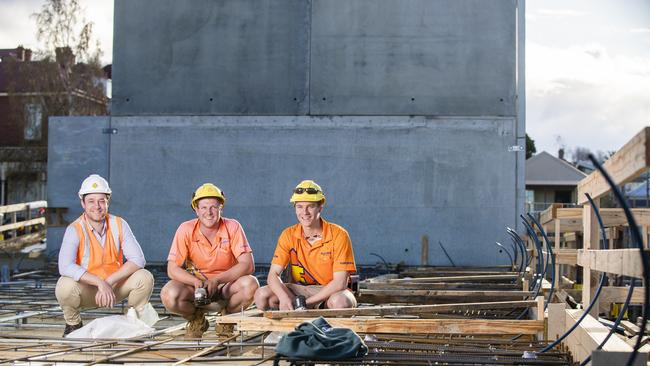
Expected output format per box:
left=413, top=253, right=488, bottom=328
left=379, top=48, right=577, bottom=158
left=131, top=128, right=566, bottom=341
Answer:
left=525, top=133, right=536, bottom=159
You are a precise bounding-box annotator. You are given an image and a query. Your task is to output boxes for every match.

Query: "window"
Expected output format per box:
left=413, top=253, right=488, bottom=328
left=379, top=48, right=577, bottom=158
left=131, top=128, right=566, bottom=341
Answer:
left=24, top=103, right=42, bottom=141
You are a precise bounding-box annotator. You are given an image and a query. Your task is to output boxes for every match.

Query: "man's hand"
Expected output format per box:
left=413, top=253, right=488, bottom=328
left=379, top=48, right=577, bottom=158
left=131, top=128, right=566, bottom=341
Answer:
left=278, top=294, right=295, bottom=311
left=95, top=280, right=116, bottom=308
left=206, top=278, right=221, bottom=299
left=193, top=278, right=204, bottom=290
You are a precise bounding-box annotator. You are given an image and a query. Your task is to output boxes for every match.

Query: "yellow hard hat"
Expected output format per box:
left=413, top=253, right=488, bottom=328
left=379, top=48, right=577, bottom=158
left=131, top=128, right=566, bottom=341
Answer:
left=191, top=183, right=226, bottom=209
left=290, top=180, right=326, bottom=205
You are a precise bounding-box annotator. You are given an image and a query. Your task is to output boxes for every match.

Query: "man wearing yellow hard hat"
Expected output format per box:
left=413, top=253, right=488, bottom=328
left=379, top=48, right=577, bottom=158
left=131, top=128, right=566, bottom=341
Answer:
left=254, top=180, right=357, bottom=310
left=56, top=174, right=154, bottom=337
left=161, top=183, right=259, bottom=338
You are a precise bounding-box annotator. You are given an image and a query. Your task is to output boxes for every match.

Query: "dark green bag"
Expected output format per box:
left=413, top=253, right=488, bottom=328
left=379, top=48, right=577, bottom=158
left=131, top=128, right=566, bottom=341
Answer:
left=275, top=317, right=368, bottom=360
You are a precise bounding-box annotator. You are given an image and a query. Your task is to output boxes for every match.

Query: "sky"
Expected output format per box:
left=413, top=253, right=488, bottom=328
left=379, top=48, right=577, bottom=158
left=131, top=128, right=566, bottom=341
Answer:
left=0, top=0, right=648, bottom=160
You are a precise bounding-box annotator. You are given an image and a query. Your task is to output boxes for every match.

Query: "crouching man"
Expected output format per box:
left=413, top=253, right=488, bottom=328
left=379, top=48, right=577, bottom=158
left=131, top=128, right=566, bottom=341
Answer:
left=161, top=183, right=259, bottom=338
left=56, top=174, right=154, bottom=337
left=254, top=180, right=357, bottom=311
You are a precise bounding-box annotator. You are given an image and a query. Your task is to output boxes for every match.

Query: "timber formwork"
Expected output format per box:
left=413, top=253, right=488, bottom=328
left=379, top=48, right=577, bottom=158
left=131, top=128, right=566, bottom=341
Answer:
left=0, top=265, right=572, bottom=365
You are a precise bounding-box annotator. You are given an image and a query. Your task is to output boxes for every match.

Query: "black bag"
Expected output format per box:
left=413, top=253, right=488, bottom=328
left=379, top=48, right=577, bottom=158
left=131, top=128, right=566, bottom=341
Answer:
left=275, top=317, right=368, bottom=360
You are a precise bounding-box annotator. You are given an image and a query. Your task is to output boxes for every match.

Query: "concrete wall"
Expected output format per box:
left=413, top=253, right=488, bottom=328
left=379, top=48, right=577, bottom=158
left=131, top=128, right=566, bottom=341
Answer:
left=46, top=117, right=110, bottom=256
left=47, top=116, right=519, bottom=266
left=46, top=0, right=524, bottom=266
left=112, top=0, right=516, bottom=117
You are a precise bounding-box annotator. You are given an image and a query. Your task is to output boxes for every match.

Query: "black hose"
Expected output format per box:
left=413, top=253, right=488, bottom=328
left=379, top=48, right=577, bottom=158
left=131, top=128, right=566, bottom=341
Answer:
left=519, top=220, right=546, bottom=285
left=587, top=154, right=650, bottom=366
left=506, top=230, right=525, bottom=275
left=527, top=213, right=556, bottom=310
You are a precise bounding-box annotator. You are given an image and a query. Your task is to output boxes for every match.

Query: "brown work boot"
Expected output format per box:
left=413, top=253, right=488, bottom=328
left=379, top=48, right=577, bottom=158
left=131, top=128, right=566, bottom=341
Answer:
left=185, top=311, right=209, bottom=338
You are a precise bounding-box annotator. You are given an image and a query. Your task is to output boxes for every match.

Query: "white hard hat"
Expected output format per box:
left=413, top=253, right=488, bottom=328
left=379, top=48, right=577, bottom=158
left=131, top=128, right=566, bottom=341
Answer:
left=78, top=174, right=112, bottom=199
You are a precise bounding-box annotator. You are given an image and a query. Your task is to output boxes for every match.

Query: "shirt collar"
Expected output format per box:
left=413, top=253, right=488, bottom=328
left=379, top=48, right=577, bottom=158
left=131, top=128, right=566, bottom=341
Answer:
left=191, top=218, right=225, bottom=243
left=293, top=218, right=332, bottom=243
left=82, top=214, right=106, bottom=236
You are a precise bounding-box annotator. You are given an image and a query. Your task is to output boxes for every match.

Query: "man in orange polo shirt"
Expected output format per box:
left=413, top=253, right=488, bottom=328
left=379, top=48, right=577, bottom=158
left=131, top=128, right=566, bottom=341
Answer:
left=161, top=183, right=259, bottom=338
left=254, top=180, right=357, bottom=310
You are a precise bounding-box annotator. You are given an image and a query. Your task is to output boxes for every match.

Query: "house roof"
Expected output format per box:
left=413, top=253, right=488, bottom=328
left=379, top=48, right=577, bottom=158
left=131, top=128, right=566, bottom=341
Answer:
left=526, top=151, right=587, bottom=186
left=628, top=180, right=650, bottom=199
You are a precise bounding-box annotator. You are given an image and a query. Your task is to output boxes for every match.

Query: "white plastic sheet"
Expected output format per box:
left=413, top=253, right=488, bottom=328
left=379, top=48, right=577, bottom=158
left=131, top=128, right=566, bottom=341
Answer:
left=67, top=303, right=159, bottom=339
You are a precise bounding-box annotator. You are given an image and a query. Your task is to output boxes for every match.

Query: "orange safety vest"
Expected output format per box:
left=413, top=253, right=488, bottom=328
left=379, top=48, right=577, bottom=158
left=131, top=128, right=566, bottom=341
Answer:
left=73, top=214, right=124, bottom=280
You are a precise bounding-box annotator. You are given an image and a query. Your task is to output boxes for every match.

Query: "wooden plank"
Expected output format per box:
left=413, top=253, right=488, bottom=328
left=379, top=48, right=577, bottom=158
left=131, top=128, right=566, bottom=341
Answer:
left=0, top=218, right=46, bottom=233
left=556, top=208, right=583, bottom=219
left=556, top=218, right=583, bottom=232
left=264, top=300, right=538, bottom=319
left=361, top=282, right=520, bottom=290
left=565, top=309, right=632, bottom=361
left=556, top=249, right=578, bottom=265
left=547, top=302, right=567, bottom=341
left=217, top=316, right=544, bottom=335
left=577, top=248, right=648, bottom=278
left=599, top=286, right=645, bottom=314
left=577, top=127, right=650, bottom=204
left=387, top=274, right=518, bottom=283
left=582, top=201, right=600, bottom=317
left=0, top=231, right=46, bottom=252
left=421, top=235, right=429, bottom=266
left=0, top=201, right=47, bottom=214
left=359, top=290, right=532, bottom=297
left=540, top=203, right=561, bottom=225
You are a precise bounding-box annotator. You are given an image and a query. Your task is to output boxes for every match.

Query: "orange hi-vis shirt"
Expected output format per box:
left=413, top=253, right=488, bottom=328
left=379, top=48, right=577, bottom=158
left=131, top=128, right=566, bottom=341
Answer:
left=167, top=217, right=252, bottom=279
left=271, top=219, right=356, bottom=286
left=73, top=214, right=124, bottom=280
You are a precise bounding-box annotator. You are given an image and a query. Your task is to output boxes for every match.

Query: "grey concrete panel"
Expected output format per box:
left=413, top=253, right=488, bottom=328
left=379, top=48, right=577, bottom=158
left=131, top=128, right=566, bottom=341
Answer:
left=46, top=116, right=110, bottom=256
left=112, top=0, right=310, bottom=116
left=310, top=0, right=516, bottom=116
left=108, top=116, right=518, bottom=266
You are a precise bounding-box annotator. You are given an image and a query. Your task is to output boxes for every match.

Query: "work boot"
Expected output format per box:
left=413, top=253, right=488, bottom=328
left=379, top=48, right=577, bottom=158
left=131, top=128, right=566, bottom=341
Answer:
left=62, top=321, right=83, bottom=337
left=185, top=311, right=209, bottom=338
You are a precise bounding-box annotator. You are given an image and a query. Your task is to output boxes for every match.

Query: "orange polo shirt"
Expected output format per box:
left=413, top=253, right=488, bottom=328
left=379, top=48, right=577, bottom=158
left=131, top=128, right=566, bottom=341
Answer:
left=167, top=217, right=252, bottom=279
left=272, top=219, right=356, bottom=286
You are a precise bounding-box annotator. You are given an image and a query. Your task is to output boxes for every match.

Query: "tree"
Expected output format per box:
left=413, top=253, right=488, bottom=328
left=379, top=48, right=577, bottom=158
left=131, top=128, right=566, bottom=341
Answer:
left=5, top=0, right=107, bottom=124
left=525, top=133, right=536, bottom=159
left=0, top=0, right=108, bottom=200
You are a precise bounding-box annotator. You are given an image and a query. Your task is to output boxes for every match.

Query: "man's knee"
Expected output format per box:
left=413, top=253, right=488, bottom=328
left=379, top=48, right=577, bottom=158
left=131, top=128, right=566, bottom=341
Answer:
left=130, top=269, right=154, bottom=291
left=253, top=286, right=274, bottom=309
left=161, top=281, right=185, bottom=308
left=55, top=276, right=80, bottom=305
left=327, top=291, right=356, bottom=309
left=237, top=275, right=259, bottom=300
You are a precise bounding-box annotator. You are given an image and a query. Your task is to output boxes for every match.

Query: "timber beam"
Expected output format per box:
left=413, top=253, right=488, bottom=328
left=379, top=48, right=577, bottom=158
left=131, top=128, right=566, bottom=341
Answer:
left=577, top=127, right=650, bottom=204
left=264, top=300, right=537, bottom=319
left=577, top=248, right=649, bottom=278
left=216, top=316, right=544, bottom=335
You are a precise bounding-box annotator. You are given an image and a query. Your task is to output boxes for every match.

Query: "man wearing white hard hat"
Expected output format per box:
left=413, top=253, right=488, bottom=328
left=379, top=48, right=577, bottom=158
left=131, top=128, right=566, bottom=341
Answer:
left=55, top=174, right=154, bottom=337
left=254, top=180, right=357, bottom=311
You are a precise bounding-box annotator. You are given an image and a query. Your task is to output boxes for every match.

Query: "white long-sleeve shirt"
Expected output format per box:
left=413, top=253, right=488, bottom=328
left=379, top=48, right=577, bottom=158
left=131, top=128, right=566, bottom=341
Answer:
left=58, top=217, right=146, bottom=280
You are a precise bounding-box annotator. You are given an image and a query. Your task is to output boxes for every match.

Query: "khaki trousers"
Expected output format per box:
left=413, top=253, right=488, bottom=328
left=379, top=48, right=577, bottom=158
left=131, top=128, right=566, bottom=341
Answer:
left=55, top=268, right=154, bottom=325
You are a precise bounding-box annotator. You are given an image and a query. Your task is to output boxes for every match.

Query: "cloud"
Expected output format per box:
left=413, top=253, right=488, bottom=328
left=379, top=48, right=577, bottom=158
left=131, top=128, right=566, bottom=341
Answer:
left=630, top=27, right=650, bottom=34
left=527, top=41, right=650, bottom=155
left=535, top=9, right=586, bottom=17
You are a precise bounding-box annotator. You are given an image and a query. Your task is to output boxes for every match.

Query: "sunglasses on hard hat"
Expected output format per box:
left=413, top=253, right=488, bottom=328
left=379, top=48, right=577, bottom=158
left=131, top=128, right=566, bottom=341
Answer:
left=294, top=187, right=321, bottom=194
